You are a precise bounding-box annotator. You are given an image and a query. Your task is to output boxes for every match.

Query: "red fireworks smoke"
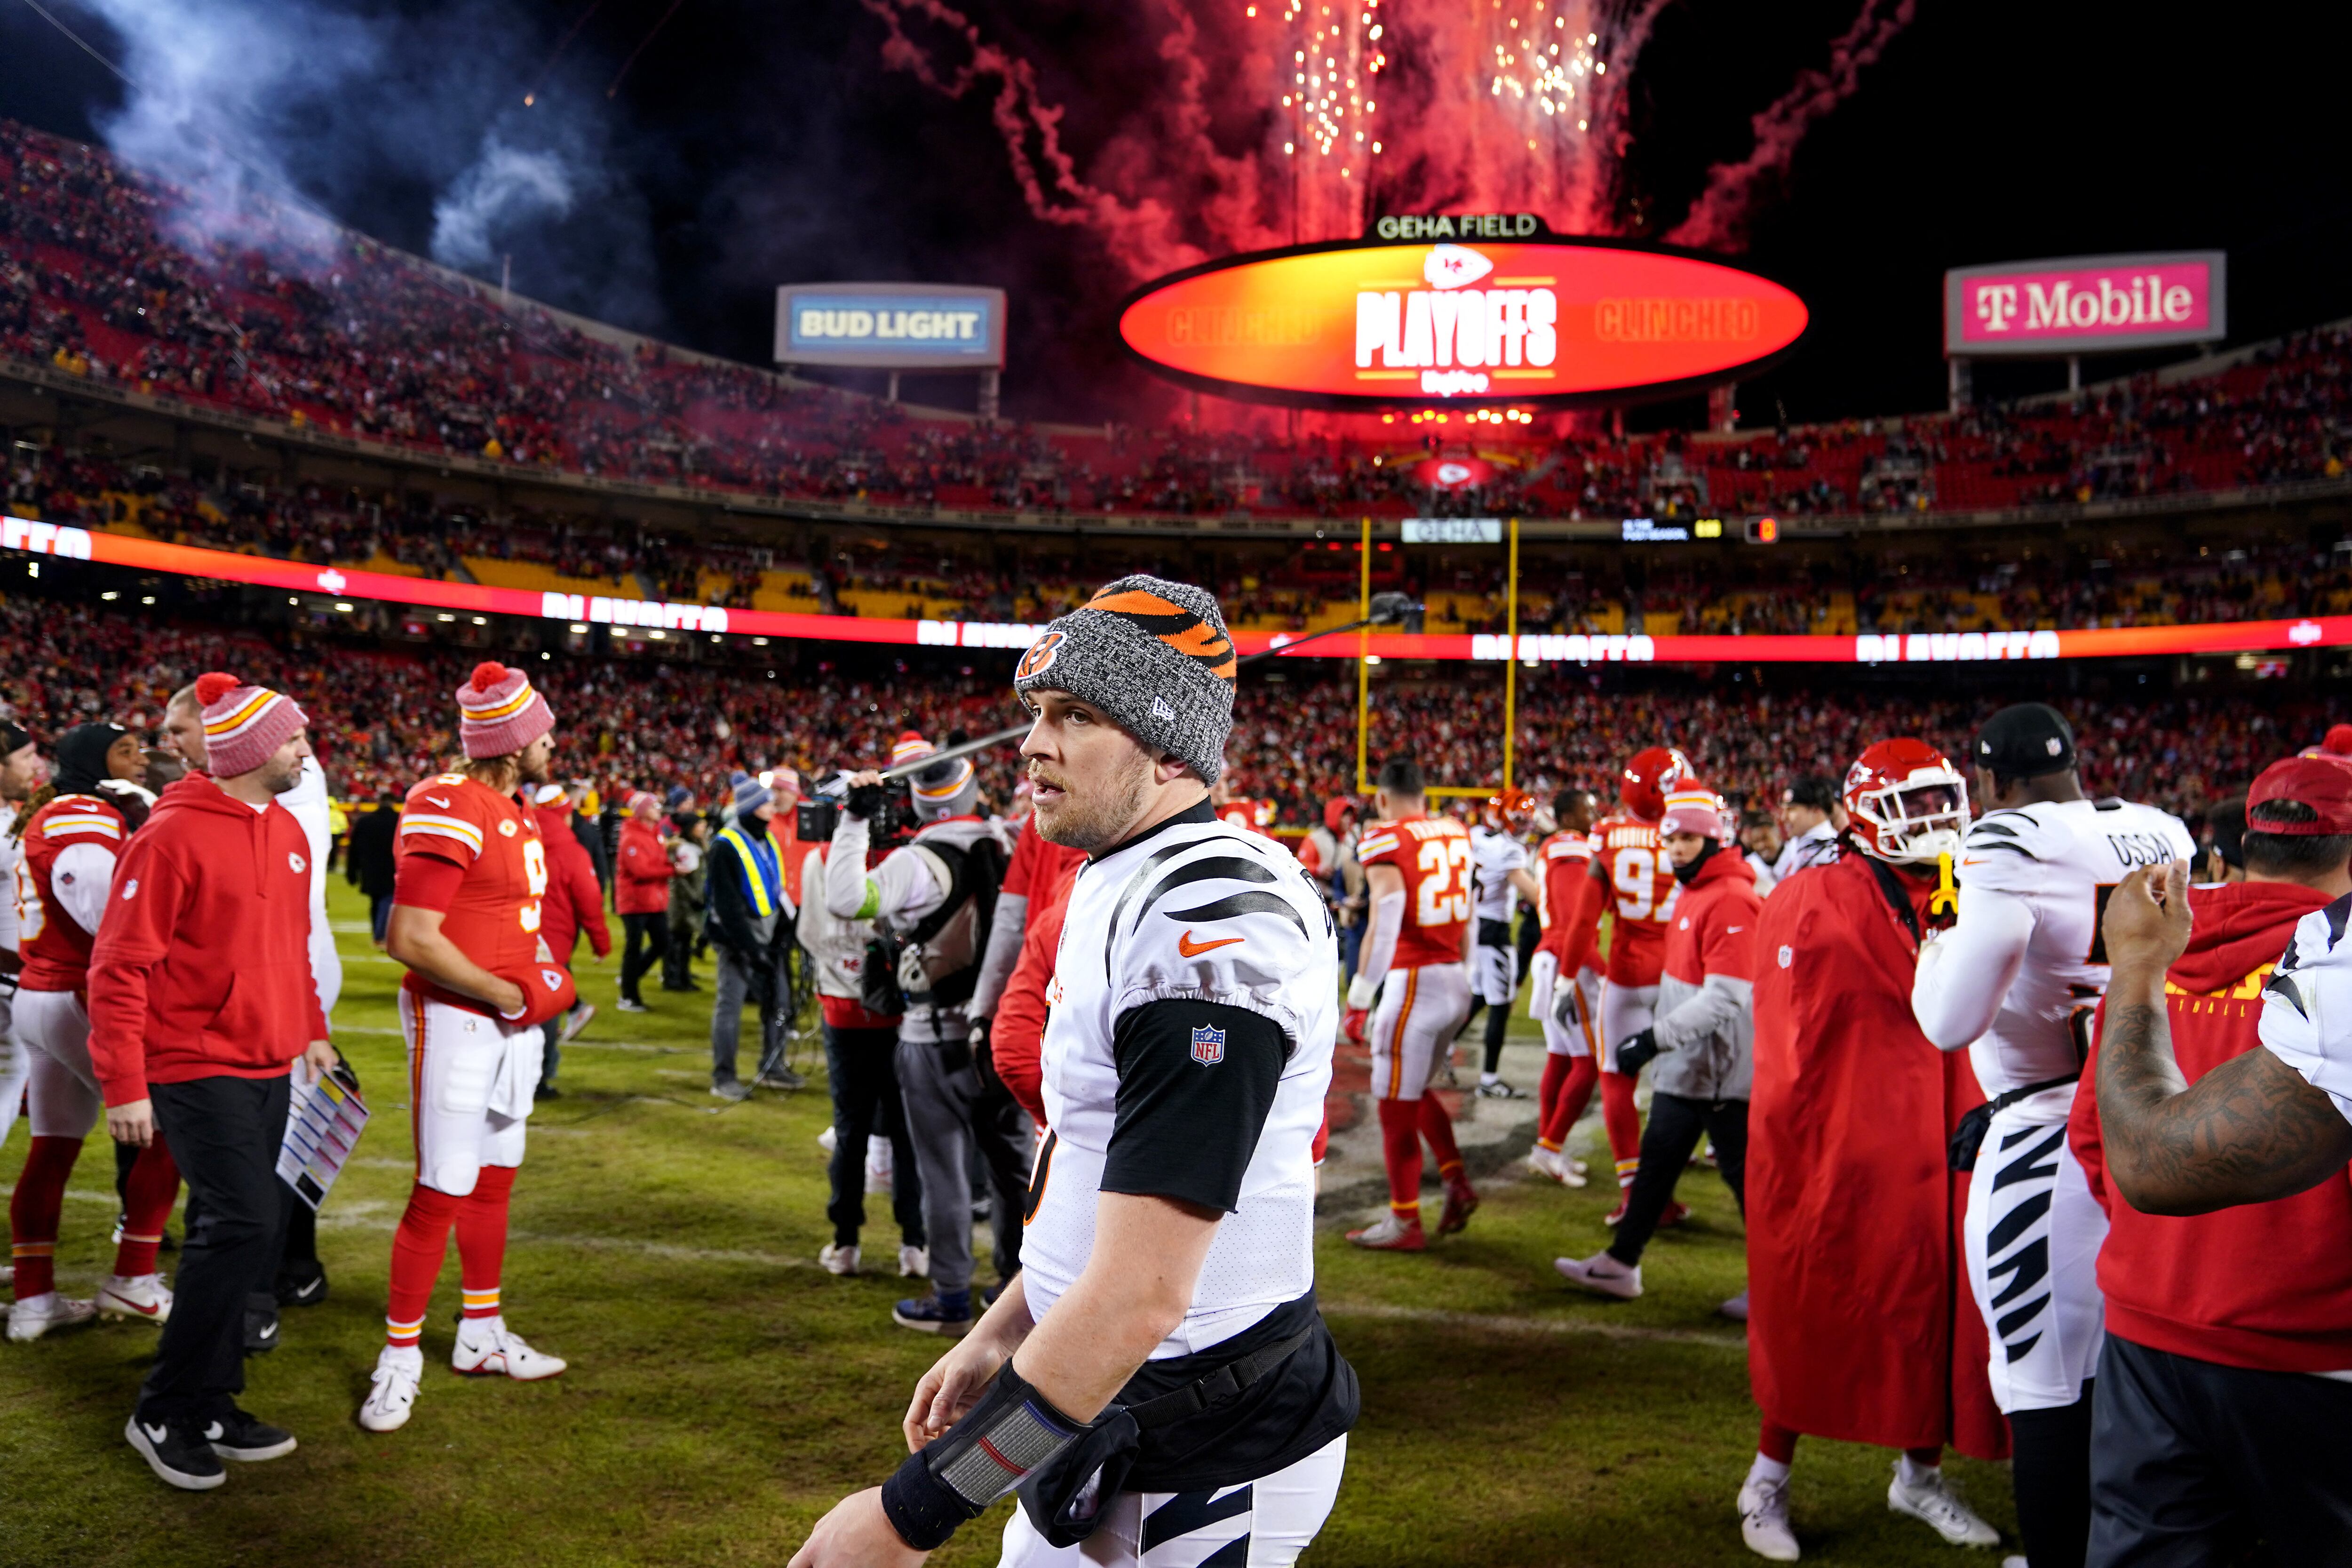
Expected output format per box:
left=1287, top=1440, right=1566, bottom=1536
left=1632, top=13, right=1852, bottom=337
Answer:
left=861, top=0, right=1911, bottom=273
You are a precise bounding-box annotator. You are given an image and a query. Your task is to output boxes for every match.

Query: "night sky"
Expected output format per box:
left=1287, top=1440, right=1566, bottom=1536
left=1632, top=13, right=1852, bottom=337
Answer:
left=4, top=0, right=2348, bottom=429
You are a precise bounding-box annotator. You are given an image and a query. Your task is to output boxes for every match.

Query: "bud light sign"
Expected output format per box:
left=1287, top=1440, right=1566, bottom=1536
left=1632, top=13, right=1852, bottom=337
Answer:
left=773, top=282, right=1006, bottom=369
left=1945, top=252, right=2225, bottom=357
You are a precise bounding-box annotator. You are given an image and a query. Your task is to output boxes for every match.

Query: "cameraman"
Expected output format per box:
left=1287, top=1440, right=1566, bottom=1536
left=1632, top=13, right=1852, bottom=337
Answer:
left=706, top=771, right=791, bottom=1103
left=827, top=732, right=1025, bottom=1338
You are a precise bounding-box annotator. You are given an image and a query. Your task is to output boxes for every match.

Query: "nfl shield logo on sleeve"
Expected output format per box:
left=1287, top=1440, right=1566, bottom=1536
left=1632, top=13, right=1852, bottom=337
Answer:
left=1190, top=1024, right=1226, bottom=1066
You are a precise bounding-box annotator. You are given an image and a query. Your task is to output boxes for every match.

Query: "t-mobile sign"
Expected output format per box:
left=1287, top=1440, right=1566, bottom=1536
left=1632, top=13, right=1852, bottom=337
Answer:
left=1944, top=252, right=2225, bottom=357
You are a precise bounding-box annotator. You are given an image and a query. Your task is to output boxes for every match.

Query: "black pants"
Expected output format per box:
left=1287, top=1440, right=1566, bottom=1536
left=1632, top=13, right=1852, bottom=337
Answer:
left=620, top=911, right=667, bottom=1003
left=2012, top=1386, right=2095, bottom=1568
left=139, top=1075, right=291, bottom=1423
left=822, top=1021, right=926, bottom=1250
left=1607, top=1091, right=1747, bottom=1266
left=2088, top=1333, right=2352, bottom=1567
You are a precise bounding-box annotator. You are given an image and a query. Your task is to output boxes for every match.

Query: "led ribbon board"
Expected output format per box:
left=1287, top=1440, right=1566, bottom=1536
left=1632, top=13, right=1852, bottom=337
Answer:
left=1118, top=237, right=1808, bottom=409
left=9, top=517, right=2344, bottom=665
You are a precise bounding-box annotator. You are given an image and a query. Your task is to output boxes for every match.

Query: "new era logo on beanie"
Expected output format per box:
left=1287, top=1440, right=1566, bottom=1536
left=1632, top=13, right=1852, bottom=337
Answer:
left=1012, top=575, right=1236, bottom=782
left=195, top=672, right=308, bottom=779
left=456, top=662, right=555, bottom=760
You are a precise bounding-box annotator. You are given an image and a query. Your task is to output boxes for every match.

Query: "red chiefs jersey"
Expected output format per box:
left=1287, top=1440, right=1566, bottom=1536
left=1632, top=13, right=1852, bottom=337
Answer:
left=15, top=792, right=127, bottom=992
left=1357, top=813, right=1472, bottom=970
left=396, top=772, right=552, bottom=1013
left=1535, top=828, right=1605, bottom=974
left=1590, top=813, right=1678, bottom=987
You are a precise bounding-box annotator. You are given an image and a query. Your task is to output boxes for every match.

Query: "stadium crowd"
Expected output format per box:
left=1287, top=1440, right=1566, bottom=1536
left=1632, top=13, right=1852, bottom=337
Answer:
left=8, top=116, right=2352, bottom=530
left=11, top=437, right=2352, bottom=643
left=0, top=587, right=2320, bottom=835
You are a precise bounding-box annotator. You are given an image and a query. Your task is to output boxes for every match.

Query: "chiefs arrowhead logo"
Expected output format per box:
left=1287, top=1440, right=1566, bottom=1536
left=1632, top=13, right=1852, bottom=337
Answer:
left=289, top=852, right=306, bottom=873
left=1423, top=244, right=1494, bottom=290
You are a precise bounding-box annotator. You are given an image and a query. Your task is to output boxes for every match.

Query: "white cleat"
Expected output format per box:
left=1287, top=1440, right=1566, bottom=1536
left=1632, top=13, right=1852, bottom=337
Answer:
left=358, top=1345, right=423, bottom=1433
left=1719, top=1289, right=1750, bottom=1321
left=898, top=1245, right=929, bottom=1280
left=1739, top=1476, right=1801, bottom=1560
left=7, top=1291, right=97, bottom=1342
left=1526, top=1146, right=1590, bottom=1187
left=1554, top=1250, right=1643, bottom=1300
left=1888, top=1463, right=2002, bottom=1547
left=96, top=1274, right=174, bottom=1324
left=451, top=1315, right=567, bottom=1381
left=816, top=1125, right=839, bottom=1155
left=819, top=1243, right=860, bottom=1276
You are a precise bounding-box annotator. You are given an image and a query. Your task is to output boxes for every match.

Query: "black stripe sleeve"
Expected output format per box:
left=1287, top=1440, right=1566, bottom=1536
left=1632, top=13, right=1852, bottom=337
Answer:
left=1102, top=999, right=1290, bottom=1214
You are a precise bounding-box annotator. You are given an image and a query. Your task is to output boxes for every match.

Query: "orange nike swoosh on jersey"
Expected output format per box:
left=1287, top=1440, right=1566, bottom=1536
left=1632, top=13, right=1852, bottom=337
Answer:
left=1177, top=931, right=1246, bottom=957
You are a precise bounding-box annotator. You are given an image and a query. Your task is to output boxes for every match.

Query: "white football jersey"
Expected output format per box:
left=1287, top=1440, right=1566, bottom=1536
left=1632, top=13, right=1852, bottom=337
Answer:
left=0, top=817, right=20, bottom=955
left=1468, top=824, right=1529, bottom=924
left=1949, top=797, right=2195, bottom=1095
left=1031, top=805, right=1339, bottom=1358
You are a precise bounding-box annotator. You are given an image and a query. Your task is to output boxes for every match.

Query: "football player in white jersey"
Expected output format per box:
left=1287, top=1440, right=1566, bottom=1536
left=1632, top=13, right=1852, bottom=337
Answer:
left=1911, top=702, right=2193, bottom=1568
left=1465, top=789, right=1542, bottom=1100
left=792, top=577, right=1353, bottom=1568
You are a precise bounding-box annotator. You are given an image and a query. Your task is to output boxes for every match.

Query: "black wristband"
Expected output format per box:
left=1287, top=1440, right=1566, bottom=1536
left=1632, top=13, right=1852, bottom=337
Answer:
left=880, top=1449, right=978, bottom=1552
left=878, top=1360, right=1086, bottom=1552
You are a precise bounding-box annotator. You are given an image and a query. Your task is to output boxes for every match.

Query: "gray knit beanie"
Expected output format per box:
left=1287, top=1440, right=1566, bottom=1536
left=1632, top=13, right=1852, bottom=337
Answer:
left=1012, top=575, right=1236, bottom=782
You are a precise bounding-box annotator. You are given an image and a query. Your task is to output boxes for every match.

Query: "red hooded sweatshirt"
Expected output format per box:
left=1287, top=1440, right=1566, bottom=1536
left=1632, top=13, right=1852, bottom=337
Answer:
left=2071, top=878, right=2352, bottom=1373
left=86, top=774, right=330, bottom=1106
left=614, top=812, right=671, bottom=915
left=532, top=795, right=612, bottom=964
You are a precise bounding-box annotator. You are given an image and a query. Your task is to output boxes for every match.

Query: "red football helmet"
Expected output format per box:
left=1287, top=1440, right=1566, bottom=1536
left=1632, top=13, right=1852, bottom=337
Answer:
left=1618, top=746, right=1695, bottom=821
left=1843, top=738, right=1971, bottom=864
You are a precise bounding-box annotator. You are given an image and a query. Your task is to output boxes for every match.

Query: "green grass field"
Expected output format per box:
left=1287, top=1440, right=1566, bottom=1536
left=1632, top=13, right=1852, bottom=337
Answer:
left=1, top=880, right=2018, bottom=1566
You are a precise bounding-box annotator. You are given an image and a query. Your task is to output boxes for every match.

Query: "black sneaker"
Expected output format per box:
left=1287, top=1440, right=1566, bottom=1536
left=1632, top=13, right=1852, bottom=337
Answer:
left=205, top=1407, right=298, bottom=1462
left=1475, top=1078, right=1529, bottom=1100
left=125, top=1414, right=225, bottom=1490
left=244, top=1295, right=280, bottom=1354
left=275, top=1258, right=328, bottom=1308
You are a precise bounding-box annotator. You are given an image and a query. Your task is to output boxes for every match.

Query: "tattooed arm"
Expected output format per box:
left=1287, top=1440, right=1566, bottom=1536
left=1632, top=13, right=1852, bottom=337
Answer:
left=2098, top=861, right=2352, bottom=1216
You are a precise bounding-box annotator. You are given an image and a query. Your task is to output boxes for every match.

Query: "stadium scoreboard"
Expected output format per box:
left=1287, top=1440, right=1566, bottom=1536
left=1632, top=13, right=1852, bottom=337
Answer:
left=1118, top=225, right=1807, bottom=410
left=773, top=282, right=1006, bottom=369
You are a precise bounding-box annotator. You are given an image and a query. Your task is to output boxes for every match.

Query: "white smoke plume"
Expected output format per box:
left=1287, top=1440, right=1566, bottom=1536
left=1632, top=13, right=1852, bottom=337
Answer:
left=432, top=136, right=578, bottom=271
left=63, top=0, right=662, bottom=327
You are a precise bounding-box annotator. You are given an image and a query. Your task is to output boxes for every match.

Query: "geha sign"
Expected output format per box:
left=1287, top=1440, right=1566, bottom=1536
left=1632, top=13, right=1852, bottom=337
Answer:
left=1119, top=238, right=1807, bottom=409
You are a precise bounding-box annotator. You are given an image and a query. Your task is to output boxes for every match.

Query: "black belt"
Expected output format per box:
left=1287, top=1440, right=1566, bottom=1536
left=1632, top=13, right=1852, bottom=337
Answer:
left=1477, top=918, right=1513, bottom=947
left=1948, top=1073, right=2078, bottom=1172
left=1126, top=1324, right=1318, bottom=1430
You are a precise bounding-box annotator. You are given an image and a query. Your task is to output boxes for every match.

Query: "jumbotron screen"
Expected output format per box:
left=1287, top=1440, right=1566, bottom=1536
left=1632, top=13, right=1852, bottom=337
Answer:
left=1118, top=235, right=1807, bottom=409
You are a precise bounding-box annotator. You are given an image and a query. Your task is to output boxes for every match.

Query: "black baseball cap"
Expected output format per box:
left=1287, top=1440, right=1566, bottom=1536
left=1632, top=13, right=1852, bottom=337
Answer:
left=1975, top=702, right=2076, bottom=780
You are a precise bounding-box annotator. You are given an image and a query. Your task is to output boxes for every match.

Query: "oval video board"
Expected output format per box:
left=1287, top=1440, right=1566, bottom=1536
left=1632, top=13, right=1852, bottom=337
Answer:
left=1118, top=238, right=1808, bottom=409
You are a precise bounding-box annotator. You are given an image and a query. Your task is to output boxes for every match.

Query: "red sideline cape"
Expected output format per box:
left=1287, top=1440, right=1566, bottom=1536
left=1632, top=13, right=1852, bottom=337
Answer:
left=1747, top=848, right=2009, bottom=1461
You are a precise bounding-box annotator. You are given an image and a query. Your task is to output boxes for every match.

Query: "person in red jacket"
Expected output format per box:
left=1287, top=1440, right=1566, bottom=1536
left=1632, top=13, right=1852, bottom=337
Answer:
left=1556, top=785, right=1758, bottom=1313
left=613, top=790, right=670, bottom=1012
left=2070, top=757, right=2352, bottom=1564
left=85, top=675, right=334, bottom=1490
left=1741, top=738, right=2007, bottom=1560
left=987, top=850, right=1085, bottom=1124
left=7, top=721, right=181, bottom=1343
left=1525, top=787, right=1602, bottom=1186
left=529, top=783, right=611, bottom=1097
